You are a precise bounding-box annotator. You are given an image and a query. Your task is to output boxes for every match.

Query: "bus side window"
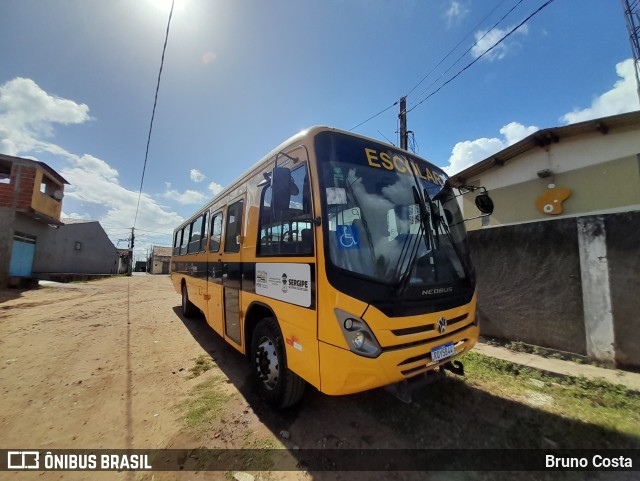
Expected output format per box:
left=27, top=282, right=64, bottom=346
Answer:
left=224, top=200, right=244, bottom=253
left=188, top=215, right=204, bottom=254
left=180, top=225, right=190, bottom=255
left=258, top=164, right=313, bottom=256
left=199, top=212, right=208, bottom=252
left=173, top=230, right=182, bottom=255
left=209, top=212, right=223, bottom=252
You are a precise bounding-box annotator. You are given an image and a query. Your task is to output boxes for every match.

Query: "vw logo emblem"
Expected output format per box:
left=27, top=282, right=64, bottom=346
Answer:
left=437, top=317, right=447, bottom=334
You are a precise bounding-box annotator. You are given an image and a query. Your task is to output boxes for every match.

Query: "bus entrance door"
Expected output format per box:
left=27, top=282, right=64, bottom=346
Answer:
left=221, top=197, right=245, bottom=346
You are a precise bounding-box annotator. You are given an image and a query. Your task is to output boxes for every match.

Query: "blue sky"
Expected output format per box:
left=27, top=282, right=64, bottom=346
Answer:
left=1, top=0, right=638, bottom=258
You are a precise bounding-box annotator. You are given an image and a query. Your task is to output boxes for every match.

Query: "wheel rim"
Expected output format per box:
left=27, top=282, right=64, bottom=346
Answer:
left=255, top=336, right=279, bottom=390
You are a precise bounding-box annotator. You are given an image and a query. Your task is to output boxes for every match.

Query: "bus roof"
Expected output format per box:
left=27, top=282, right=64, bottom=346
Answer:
left=175, top=125, right=438, bottom=228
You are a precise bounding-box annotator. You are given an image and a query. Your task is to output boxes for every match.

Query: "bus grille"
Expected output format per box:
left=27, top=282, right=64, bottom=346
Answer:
left=390, top=313, right=468, bottom=337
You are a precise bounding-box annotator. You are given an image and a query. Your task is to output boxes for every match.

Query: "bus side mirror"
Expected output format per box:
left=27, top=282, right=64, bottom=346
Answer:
left=271, top=167, right=297, bottom=218
left=475, top=193, right=494, bottom=215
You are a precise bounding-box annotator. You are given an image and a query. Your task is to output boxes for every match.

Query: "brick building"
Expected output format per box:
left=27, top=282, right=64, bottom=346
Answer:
left=0, top=153, right=68, bottom=286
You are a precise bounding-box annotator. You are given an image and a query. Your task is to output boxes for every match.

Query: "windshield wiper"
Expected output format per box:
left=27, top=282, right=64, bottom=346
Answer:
left=430, top=190, right=472, bottom=282
left=394, top=185, right=432, bottom=297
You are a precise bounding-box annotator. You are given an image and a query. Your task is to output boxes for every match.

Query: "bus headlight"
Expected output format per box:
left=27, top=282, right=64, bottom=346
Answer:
left=335, top=309, right=382, bottom=358
left=352, top=331, right=364, bottom=349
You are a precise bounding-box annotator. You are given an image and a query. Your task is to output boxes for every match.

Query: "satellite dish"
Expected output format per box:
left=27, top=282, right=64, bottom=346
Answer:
left=53, top=189, right=64, bottom=200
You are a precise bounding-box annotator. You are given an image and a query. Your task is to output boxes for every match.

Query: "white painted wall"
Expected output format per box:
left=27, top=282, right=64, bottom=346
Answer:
left=480, top=128, right=640, bottom=191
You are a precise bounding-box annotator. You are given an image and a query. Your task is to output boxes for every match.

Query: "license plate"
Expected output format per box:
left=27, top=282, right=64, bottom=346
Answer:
left=431, top=342, right=455, bottom=363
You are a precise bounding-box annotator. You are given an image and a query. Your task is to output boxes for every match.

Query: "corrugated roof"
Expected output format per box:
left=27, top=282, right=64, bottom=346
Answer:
left=449, top=110, right=640, bottom=187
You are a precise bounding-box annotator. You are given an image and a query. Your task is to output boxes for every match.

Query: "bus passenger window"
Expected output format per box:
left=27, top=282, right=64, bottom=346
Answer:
left=224, top=200, right=244, bottom=253
left=258, top=164, right=313, bottom=256
left=209, top=212, right=223, bottom=252
left=199, top=212, right=208, bottom=251
left=180, top=225, right=190, bottom=255
left=173, top=230, right=182, bottom=255
left=187, top=215, right=203, bottom=253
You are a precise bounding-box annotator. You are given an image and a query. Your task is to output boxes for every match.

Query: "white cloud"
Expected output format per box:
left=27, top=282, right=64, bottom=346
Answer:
left=445, top=1, right=468, bottom=27
left=208, top=182, right=223, bottom=196
left=61, top=211, right=91, bottom=220
left=471, top=24, right=529, bottom=61
left=560, top=58, right=640, bottom=124
left=163, top=188, right=208, bottom=205
left=0, top=77, right=90, bottom=137
left=0, top=77, right=183, bottom=242
left=445, top=121, right=538, bottom=175
left=190, top=168, right=205, bottom=182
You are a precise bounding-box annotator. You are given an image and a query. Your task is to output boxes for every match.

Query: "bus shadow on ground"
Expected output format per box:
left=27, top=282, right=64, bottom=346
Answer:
left=173, top=307, right=639, bottom=480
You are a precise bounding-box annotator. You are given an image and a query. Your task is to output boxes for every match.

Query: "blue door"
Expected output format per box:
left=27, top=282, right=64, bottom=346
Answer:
left=9, top=234, right=37, bottom=277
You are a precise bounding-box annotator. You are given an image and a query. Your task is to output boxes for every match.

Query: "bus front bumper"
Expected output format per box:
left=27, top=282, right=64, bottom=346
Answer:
left=318, top=323, right=479, bottom=396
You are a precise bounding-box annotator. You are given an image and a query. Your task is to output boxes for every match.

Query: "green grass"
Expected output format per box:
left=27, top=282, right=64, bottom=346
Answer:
left=463, top=352, right=640, bottom=439
left=188, top=355, right=216, bottom=379
left=363, top=351, right=640, bottom=449
left=180, top=376, right=231, bottom=430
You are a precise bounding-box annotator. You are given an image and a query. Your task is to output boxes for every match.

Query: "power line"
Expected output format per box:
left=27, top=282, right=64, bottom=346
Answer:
left=351, top=0, right=524, bottom=132
left=348, top=101, right=399, bottom=132
left=409, top=0, right=526, bottom=111
left=404, top=0, right=511, bottom=99
left=133, top=0, right=175, bottom=229
left=407, top=0, right=557, bottom=115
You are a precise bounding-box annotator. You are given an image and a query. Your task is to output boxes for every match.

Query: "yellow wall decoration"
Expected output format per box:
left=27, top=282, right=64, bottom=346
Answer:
left=535, top=185, right=572, bottom=215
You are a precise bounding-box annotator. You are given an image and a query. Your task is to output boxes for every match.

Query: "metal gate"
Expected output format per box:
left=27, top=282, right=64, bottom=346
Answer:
left=9, top=232, right=37, bottom=277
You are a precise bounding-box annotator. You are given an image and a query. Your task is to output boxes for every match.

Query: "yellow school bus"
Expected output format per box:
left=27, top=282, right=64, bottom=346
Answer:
left=171, top=127, right=492, bottom=408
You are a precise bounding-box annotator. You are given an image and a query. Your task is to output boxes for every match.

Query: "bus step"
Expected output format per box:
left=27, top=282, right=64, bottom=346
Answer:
left=384, top=369, right=446, bottom=404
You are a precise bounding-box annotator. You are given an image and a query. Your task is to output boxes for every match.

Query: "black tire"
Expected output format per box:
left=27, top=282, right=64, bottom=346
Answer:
left=181, top=283, right=197, bottom=318
left=251, top=317, right=306, bottom=409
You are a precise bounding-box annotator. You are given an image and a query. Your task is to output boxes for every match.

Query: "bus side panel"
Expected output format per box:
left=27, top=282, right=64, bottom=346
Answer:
left=240, top=156, right=321, bottom=390
left=242, top=292, right=321, bottom=390
left=206, top=255, right=224, bottom=336
left=190, top=259, right=209, bottom=314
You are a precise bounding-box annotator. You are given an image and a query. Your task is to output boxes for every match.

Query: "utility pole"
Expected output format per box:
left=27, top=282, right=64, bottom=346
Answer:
left=621, top=0, right=640, bottom=102
left=399, top=96, right=408, bottom=151
left=127, top=227, right=135, bottom=276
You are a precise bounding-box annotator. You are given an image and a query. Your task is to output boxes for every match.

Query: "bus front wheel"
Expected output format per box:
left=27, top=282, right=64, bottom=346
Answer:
left=181, top=283, right=197, bottom=318
left=251, top=317, right=305, bottom=409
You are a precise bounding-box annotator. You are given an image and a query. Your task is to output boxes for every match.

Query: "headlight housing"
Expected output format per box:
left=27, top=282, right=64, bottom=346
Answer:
left=335, top=309, right=382, bottom=358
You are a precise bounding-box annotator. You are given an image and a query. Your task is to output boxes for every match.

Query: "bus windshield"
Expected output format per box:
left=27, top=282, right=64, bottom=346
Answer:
left=317, top=132, right=472, bottom=294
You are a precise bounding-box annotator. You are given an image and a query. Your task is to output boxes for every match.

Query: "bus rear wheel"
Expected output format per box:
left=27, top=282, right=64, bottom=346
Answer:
left=251, top=317, right=305, bottom=409
left=181, top=283, right=197, bottom=318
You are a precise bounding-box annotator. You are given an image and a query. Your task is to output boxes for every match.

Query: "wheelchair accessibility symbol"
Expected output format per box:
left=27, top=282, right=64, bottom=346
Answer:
left=337, top=225, right=359, bottom=249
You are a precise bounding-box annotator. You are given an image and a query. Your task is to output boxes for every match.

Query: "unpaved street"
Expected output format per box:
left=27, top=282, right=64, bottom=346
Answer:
left=1, top=275, right=637, bottom=481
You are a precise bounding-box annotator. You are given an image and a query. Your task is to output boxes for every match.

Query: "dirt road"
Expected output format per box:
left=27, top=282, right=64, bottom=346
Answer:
left=1, top=276, right=636, bottom=481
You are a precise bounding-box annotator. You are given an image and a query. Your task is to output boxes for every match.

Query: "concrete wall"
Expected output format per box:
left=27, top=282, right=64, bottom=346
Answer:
left=605, top=211, right=640, bottom=368
left=151, top=257, right=170, bottom=275
left=0, top=208, right=16, bottom=285
left=469, top=217, right=586, bottom=354
left=469, top=210, right=640, bottom=368
left=30, top=221, right=118, bottom=275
